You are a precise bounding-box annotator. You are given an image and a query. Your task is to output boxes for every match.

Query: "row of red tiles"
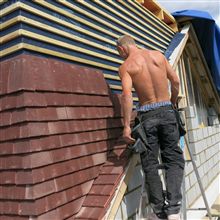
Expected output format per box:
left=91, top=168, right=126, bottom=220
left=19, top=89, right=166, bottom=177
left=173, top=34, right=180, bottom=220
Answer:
left=0, top=128, right=123, bottom=155
left=0, top=165, right=100, bottom=200
left=0, top=107, right=122, bottom=127
left=0, top=151, right=107, bottom=185
left=0, top=150, right=128, bottom=218
left=73, top=207, right=105, bottom=220
left=75, top=156, right=129, bottom=219
left=0, top=141, right=126, bottom=170
left=0, top=150, right=128, bottom=187
left=0, top=195, right=85, bottom=219
left=0, top=216, right=29, bottom=220
left=0, top=151, right=128, bottom=217
left=0, top=157, right=127, bottom=201
left=0, top=91, right=113, bottom=112
left=0, top=167, right=98, bottom=217
left=83, top=158, right=128, bottom=195
left=1, top=55, right=109, bottom=96
left=0, top=118, right=123, bottom=142
left=0, top=179, right=92, bottom=215
left=0, top=152, right=127, bottom=218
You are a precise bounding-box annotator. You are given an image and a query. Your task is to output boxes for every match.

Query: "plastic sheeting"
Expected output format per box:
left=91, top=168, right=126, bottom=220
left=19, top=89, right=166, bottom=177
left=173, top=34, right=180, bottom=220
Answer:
left=164, top=33, right=185, bottom=59
left=172, top=10, right=220, bottom=95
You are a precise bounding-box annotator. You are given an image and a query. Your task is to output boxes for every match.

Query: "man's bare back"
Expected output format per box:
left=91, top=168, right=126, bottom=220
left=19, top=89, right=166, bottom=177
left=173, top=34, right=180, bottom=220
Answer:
left=116, top=35, right=179, bottom=144
left=120, top=49, right=170, bottom=106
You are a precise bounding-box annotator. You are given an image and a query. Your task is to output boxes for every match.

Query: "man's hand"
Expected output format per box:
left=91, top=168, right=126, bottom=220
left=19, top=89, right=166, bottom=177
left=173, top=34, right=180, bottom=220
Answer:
left=123, top=127, right=135, bottom=144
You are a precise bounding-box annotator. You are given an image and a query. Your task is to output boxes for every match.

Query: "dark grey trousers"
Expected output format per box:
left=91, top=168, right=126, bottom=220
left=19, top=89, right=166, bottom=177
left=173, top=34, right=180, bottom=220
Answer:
left=138, top=107, right=185, bottom=217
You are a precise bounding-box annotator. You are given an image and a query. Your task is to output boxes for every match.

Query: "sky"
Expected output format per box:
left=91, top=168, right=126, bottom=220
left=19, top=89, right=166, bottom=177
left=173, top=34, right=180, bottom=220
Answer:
left=157, top=0, right=220, bottom=27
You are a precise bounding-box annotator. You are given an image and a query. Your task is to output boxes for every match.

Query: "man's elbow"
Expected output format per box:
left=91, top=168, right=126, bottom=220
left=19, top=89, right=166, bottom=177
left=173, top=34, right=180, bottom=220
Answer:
left=175, top=80, right=180, bottom=89
left=173, top=77, right=180, bottom=89
left=171, top=79, right=180, bottom=94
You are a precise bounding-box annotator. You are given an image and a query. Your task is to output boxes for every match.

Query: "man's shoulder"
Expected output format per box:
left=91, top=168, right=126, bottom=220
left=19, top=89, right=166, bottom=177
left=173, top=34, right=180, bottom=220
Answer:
left=119, top=60, right=131, bottom=72
left=149, top=50, right=164, bottom=57
left=119, top=63, right=126, bottom=72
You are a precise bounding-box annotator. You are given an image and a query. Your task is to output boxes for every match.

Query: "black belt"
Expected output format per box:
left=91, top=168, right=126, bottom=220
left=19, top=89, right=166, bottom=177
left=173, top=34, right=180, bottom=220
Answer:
left=137, top=105, right=173, bottom=121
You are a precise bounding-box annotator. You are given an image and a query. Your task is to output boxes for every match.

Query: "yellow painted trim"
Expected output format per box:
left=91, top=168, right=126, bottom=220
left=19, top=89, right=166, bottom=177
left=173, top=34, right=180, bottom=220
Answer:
left=73, top=0, right=165, bottom=51
left=0, top=0, right=8, bottom=5
left=109, top=85, right=122, bottom=90
left=83, top=0, right=169, bottom=47
left=0, top=1, right=20, bottom=17
left=20, top=29, right=121, bottom=64
left=22, top=43, right=119, bottom=71
left=1, top=28, right=118, bottom=60
left=0, top=30, right=21, bottom=44
left=33, top=0, right=118, bottom=38
left=109, top=85, right=137, bottom=94
left=129, top=0, right=174, bottom=35
left=109, top=84, right=126, bottom=91
left=22, top=17, right=117, bottom=54
left=2, top=2, right=167, bottom=53
left=0, top=43, right=118, bottom=71
left=1, top=16, right=21, bottom=30
left=19, top=2, right=115, bottom=46
left=120, top=1, right=173, bottom=38
left=21, top=17, right=117, bottom=55
left=107, top=0, right=171, bottom=42
left=0, top=3, right=117, bottom=46
left=0, top=43, right=23, bottom=57
left=103, top=74, right=120, bottom=81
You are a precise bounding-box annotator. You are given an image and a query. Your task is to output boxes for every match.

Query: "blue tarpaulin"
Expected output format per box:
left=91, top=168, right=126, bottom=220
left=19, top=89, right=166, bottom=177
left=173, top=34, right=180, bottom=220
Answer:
left=172, top=10, right=220, bottom=95
left=164, top=33, right=185, bottom=59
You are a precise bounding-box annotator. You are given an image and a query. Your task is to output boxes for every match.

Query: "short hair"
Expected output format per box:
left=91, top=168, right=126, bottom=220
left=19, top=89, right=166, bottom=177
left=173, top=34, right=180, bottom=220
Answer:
left=116, top=35, right=135, bottom=46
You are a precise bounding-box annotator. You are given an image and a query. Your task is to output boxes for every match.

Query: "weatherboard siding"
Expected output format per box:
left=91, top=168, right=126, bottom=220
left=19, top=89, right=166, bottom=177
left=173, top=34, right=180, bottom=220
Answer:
left=0, top=0, right=174, bottom=98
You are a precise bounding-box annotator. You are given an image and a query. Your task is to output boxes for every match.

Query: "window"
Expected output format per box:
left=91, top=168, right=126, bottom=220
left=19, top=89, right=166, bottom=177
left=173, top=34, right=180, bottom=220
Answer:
left=183, top=53, right=208, bottom=127
left=175, top=56, right=187, bottom=109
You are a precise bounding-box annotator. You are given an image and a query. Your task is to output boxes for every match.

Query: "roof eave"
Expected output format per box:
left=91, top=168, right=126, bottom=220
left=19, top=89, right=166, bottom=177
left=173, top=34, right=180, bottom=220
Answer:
left=136, top=0, right=178, bottom=32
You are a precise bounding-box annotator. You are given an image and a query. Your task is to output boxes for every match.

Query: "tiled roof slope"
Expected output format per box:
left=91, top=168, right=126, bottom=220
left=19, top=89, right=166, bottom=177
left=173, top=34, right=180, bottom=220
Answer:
left=0, top=54, right=130, bottom=219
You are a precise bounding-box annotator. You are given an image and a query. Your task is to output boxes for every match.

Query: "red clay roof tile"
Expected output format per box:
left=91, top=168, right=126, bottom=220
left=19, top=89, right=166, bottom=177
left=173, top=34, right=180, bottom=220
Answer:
left=35, top=207, right=60, bottom=220
left=75, top=207, right=105, bottom=220
left=0, top=201, right=19, bottom=215
left=0, top=54, right=128, bottom=219
left=100, top=165, right=125, bottom=175
left=93, top=174, right=120, bottom=185
left=89, top=185, right=115, bottom=196
left=83, top=195, right=110, bottom=208
left=57, top=196, right=86, bottom=219
left=0, top=142, right=14, bottom=155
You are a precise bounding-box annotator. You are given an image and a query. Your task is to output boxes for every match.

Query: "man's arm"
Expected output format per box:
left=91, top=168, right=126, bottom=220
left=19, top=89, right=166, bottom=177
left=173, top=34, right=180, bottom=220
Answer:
left=165, top=58, right=180, bottom=106
left=119, top=66, right=135, bottom=144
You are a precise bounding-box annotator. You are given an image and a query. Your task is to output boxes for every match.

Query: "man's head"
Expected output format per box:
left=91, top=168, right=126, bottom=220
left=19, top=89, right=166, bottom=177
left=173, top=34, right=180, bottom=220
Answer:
left=116, top=35, right=136, bottom=59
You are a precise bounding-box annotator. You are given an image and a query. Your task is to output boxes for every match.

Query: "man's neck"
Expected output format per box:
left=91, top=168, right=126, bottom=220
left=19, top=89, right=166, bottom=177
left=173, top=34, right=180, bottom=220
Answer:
left=127, top=45, right=139, bottom=56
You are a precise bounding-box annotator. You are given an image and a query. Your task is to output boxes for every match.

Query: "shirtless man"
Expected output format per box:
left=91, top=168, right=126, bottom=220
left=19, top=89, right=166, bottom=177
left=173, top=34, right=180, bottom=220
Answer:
left=116, top=35, right=185, bottom=220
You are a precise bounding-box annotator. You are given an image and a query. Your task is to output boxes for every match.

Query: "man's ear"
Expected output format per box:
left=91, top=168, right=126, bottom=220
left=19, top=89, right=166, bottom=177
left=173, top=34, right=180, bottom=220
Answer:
left=117, top=45, right=122, bottom=51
